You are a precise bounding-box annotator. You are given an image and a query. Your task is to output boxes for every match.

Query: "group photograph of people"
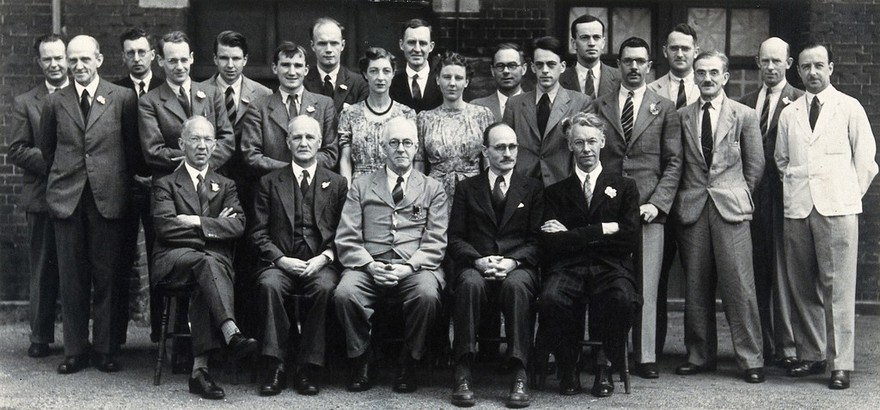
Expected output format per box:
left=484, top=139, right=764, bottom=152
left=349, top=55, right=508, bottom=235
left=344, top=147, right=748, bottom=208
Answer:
left=4, top=1, right=878, bottom=408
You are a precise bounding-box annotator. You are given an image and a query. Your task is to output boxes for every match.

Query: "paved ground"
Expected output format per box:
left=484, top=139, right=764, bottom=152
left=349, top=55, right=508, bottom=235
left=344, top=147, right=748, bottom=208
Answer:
left=0, top=312, right=878, bottom=409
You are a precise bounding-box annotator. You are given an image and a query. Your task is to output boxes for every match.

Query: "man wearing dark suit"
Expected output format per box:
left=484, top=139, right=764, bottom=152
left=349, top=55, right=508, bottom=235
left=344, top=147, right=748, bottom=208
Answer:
left=586, top=37, right=682, bottom=380
left=304, top=17, right=369, bottom=114
left=738, top=37, right=804, bottom=370
left=471, top=43, right=527, bottom=122
left=138, top=31, right=235, bottom=180
left=536, top=112, right=640, bottom=398
left=559, top=14, right=621, bottom=100
left=334, top=117, right=447, bottom=393
left=242, top=41, right=338, bottom=177
left=250, top=116, right=347, bottom=397
left=151, top=116, right=257, bottom=400
left=503, top=36, right=591, bottom=187
left=673, top=51, right=765, bottom=383
left=389, top=19, right=442, bottom=113
left=8, top=34, right=68, bottom=359
left=448, top=123, right=542, bottom=408
left=39, top=35, right=139, bottom=374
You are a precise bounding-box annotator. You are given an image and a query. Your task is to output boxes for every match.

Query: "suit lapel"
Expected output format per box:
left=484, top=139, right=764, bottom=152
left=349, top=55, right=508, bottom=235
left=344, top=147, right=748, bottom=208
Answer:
left=562, top=175, right=591, bottom=216
left=399, top=171, right=424, bottom=209
left=812, top=90, right=839, bottom=142
left=237, top=78, right=256, bottom=125
left=498, top=172, right=526, bottom=228
left=520, top=93, right=541, bottom=141
left=274, top=166, right=298, bottom=233
left=473, top=173, right=498, bottom=226
left=59, top=87, right=86, bottom=131
left=714, top=97, right=735, bottom=144
left=598, top=64, right=616, bottom=97
left=545, top=88, right=570, bottom=137
left=84, top=79, right=112, bottom=131
left=629, top=91, right=660, bottom=145
left=312, top=167, right=332, bottom=224
left=205, top=169, right=222, bottom=205
left=681, top=104, right=707, bottom=171
left=588, top=173, right=610, bottom=217
left=160, top=83, right=187, bottom=122
left=300, top=91, right=318, bottom=117
left=190, top=83, right=209, bottom=118
left=174, top=168, right=201, bottom=214
left=334, top=69, right=353, bottom=109
left=599, top=95, right=625, bottom=140
left=269, top=93, right=289, bottom=131
left=371, top=168, right=395, bottom=207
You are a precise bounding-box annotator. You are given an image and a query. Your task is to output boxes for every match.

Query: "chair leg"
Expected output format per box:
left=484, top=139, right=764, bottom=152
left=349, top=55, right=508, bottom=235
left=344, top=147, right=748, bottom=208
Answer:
left=622, top=334, right=631, bottom=394
left=154, top=296, right=173, bottom=386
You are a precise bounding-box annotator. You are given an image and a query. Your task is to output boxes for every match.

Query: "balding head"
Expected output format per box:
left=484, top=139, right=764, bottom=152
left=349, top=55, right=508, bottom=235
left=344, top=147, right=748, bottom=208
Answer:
left=287, top=115, right=322, bottom=167
left=179, top=116, right=217, bottom=170
left=67, top=35, right=103, bottom=86
left=382, top=117, right=418, bottom=174
left=756, top=37, right=793, bottom=88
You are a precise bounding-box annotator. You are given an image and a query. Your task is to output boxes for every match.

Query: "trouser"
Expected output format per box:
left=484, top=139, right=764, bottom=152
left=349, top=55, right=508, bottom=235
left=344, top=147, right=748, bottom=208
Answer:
left=27, top=211, right=59, bottom=344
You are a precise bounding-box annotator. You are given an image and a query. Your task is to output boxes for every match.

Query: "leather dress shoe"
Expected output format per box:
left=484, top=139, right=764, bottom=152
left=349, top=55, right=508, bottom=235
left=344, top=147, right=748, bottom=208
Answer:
left=294, top=368, right=319, bottom=396
left=451, top=376, right=475, bottom=407
left=558, top=366, right=581, bottom=396
left=787, top=360, right=827, bottom=377
left=347, top=361, right=371, bottom=392
left=393, top=362, right=417, bottom=393
left=591, top=365, right=614, bottom=398
left=829, top=370, right=850, bottom=390
left=778, top=356, right=798, bottom=369
left=675, top=362, right=716, bottom=375
left=744, top=367, right=765, bottom=383
left=189, top=368, right=225, bottom=400
left=28, top=343, right=50, bottom=358
left=635, top=362, right=659, bottom=379
left=506, top=372, right=530, bottom=408
left=57, top=355, right=90, bottom=374
left=259, top=366, right=287, bottom=396
left=93, top=353, right=119, bottom=372
left=227, top=333, right=258, bottom=360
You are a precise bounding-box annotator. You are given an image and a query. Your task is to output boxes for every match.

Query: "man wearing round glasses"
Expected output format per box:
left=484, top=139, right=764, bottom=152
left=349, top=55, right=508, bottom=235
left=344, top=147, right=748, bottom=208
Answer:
left=471, top=43, right=528, bottom=122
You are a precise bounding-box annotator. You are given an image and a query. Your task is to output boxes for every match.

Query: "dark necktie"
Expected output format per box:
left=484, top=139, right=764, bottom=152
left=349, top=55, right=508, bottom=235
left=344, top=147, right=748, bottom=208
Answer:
left=300, top=170, right=310, bottom=195
left=809, top=96, right=821, bottom=131
left=196, top=174, right=210, bottom=216
left=323, top=74, right=334, bottom=97
left=583, top=174, right=592, bottom=207
left=584, top=69, right=595, bottom=98
left=178, top=86, right=192, bottom=118
left=759, top=88, right=772, bottom=134
left=411, top=74, right=422, bottom=101
left=225, top=86, right=236, bottom=125
left=676, top=79, right=687, bottom=109
left=537, top=93, right=551, bottom=136
left=138, top=81, right=146, bottom=98
left=287, top=94, right=298, bottom=119
left=392, top=175, right=404, bottom=204
left=701, top=102, right=714, bottom=168
left=492, top=175, right=506, bottom=210
left=80, top=89, right=91, bottom=122
left=52, top=87, right=60, bottom=94
left=622, top=91, right=634, bottom=142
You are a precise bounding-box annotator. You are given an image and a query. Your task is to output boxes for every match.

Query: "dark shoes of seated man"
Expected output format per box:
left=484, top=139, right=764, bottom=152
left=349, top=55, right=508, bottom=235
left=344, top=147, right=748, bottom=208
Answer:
left=346, top=349, right=420, bottom=393
left=57, top=353, right=119, bottom=374
left=28, top=342, right=51, bottom=358
left=259, top=360, right=321, bottom=396
left=451, top=356, right=530, bottom=408
left=634, top=362, right=659, bottom=379
left=558, top=364, right=617, bottom=398
left=189, top=368, right=225, bottom=400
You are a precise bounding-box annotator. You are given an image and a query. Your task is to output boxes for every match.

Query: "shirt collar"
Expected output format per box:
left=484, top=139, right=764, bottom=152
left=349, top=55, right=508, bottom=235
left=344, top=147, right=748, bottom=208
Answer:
left=488, top=168, right=513, bottom=187
left=74, top=76, right=100, bottom=100
left=45, top=79, right=69, bottom=93
left=575, top=62, right=600, bottom=78
left=184, top=161, right=208, bottom=184
left=496, top=89, right=521, bottom=107
left=168, top=78, right=192, bottom=95
left=536, top=83, right=560, bottom=104
left=317, top=65, right=341, bottom=83
left=765, top=79, right=787, bottom=94
left=806, top=84, right=834, bottom=104
left=279, top=88, right=303, bottom=104
left=619, top=84, right=647, bottom=99
left=216, top=75, right=242, bottom=95
left=700, top=92, right=725, bottom=109
left=669, top=71, right=694, bottom=84
left=131, top=70, right=153, bottom=87
left=386, top=165, right=412, bottom=185
left=575, top=162, right=603, bottom=187
left=292, top=161, right=317, bottom=181
left=406, top=64, right=430, bottom=80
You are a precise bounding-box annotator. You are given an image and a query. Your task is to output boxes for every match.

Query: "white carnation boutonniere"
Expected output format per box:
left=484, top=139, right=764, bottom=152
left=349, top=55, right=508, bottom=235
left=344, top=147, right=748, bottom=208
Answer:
left=95, top=95, right=106, bottom=105
left=605, top=186, right=617, bottom=198
left=782, top=96, right=792, bottom=105
left=321, top=181, right=330, bottom=189
left=196, top=90, right=207, bottom=99
left=306, top=105, right=316, bottom=113
left=649, top=102, right=660, bottom=115
left=339, top=84, right=348, bottom=91
left=210, top=182, right=220, bottom=192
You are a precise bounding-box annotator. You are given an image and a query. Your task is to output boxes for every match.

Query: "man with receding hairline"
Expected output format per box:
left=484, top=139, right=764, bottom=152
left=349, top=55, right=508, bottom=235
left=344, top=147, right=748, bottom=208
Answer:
left=304, top=17, right=368, bottom=114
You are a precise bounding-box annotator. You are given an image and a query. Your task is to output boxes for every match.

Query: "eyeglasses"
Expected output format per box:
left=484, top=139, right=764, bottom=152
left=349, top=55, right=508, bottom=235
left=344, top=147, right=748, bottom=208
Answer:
left=490, top=143, right=518, bottom=151
left=387, top=139, right=415, bottom=149
left=185, top=137, right=216, bottom=145
left=620, top=58, right=650, bottom=67
left=493, top=62, right=522, bottom=71
left=124, top=49, right=151, bottom=59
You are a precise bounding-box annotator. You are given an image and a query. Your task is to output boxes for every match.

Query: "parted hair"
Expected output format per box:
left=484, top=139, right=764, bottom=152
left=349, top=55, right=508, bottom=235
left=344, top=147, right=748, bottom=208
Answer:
left=157, top=31, right=190, bottom=58
left=214, top=30, right=248, bottom=56
left=438, top=51, right=472, bottom=80
left=561, top=112, right=606, bottom=142
left=273, top=41, right=307, bottom=65
left=358, top=47, right=396, bottom=75
left=33, top=33, right=64, bottom=54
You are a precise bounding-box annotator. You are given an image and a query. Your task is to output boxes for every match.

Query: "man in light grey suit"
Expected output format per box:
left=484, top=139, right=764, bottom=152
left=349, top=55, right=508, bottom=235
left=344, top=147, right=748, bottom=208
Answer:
left=648, top=23, right=700, bottom=110
left=333, top=117, right=447, bottom=394
left=471, top=43, right=527, bottom=122
left=673, top=51, right=765, bottom=383
left=776, top=44, right=877, bottom=390
left=559, top=14, right=621, bottom=99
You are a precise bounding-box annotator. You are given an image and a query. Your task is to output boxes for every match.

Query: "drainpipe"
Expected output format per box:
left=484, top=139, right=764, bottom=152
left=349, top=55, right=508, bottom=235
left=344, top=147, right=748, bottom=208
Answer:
left=52, top=0, right=61, bottom=34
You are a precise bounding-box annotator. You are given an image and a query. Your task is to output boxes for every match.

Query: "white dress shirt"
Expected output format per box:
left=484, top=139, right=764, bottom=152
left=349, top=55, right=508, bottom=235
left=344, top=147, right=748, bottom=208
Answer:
left=74, top=76, right=100, bottom=105
left=184, top=162, right=208, bottom=190
left=386, top=166, right=412, bottom=196
left=488, top=169, right=513, bottom=196
left=405, top=65, right=430, bottom=97
left=618, top=85, right=647, bottom=124
left=216, top=75, right=243, bottom=109
left=575, top=62, right=602, bottom=96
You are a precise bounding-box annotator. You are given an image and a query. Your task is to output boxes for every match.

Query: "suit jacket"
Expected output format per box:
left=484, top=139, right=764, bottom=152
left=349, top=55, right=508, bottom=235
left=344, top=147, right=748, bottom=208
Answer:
left=502, top=87, right=592, bottom=187
left=739, top=82, right=804, bottom=187
left=250, top=165, right=348, bottom=268
left=241, top=91, right=338, bottom=177
left=114, top=73, right=163, bottom=95
left=775, top=85, right=878, bottom=218
left=674, top=95, right=765, bottom=225
left=390, top=69, right=443, bottom=113
left=9, top=84, right=56, bottom=212
left=587, top=88, right=682, bottom=222
left=335, top=167, right=448, bottom=286
left=150, top=166, right=245, bottom=284
left=448, top=171, right=543, bottom=282
left=648, top=73, right=701, bottom=107
left=39, top=78, right=139, bottom=219
left=304, top=65, right=369, bottom=114
left=559, top=62, right=621, bottom=99
left=541, top=172, right=639, bottom=274
left=138, top=81, right=235, bottom=177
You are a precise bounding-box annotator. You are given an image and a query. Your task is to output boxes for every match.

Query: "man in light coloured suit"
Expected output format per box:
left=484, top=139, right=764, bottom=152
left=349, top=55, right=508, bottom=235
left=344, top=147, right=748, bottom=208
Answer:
left=471, top=43, right=527, bottom=122
left=648, top=23, right=701, bottom=109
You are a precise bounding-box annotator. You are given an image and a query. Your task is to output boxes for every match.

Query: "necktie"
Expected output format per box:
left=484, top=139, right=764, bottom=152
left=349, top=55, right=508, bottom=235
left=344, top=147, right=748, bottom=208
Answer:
left=51, top=87, right=59, bottom=94
left=809, top=96, right=821, bottom=131
left=178, top=86, right=192, bottom=118
left=537, top=93, right=551, bottom=136
left=138, top=81, right=146, bottom=98
left=583, top=174, right=592, bottom=207
left=584, top=69, right=595, bottom=98
left=759, top=88, right=772, bottom=133
left=621, top=91, right=634, bottom=142
left=287, top=94, right=298, bottom=119
left=676, top=79, right=687, bottom=109
left=411, top=74, right=422, bottom=100
left=300, top=170, right=310, bottom=195
left=225, top=86, right=236, bottom=125
left=392, top=175, right=404, bottom=204
left=701, top=102, right=714, bottom=168
left=80, top=89, right=91, bottom=122
left=492, top=175, right=506, bottom=210
left=323, top=74, right=334, bottom=97
left=196, top=174, right=210, bottom=216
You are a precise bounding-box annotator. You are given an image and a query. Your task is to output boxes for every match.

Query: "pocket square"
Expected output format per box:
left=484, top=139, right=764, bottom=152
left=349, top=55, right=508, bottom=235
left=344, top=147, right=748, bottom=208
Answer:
left=517, top=202, right=524, bottom=208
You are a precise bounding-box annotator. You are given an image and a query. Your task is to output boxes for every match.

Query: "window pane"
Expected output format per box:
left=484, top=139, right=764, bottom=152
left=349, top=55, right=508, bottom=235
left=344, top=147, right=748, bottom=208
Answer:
left=688, top=8, right=727, bottom=54
left=434, top=0, right=480, bottom=13
left=612, top=8, right=651, bottom=55
left=731, top=9, right=769, bottom=56
left=568, top=7, right=609, bottom=54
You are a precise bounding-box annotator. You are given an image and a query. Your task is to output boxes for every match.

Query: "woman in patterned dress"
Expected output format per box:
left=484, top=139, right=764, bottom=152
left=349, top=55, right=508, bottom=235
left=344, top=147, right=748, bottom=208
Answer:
left=417, top=52, right=494, bottom=204
left=338, top=47, right=417, bottom=184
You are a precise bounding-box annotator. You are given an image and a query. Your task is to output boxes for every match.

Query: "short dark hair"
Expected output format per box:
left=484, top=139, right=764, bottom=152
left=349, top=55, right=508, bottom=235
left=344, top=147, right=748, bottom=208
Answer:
left=482, top=122, right=512, bottom=146
left=438, top=51, right=472, bottom=80
left=214, top=30, right=248, bottom=56
left=157, top=31, right=190, bottom=58
left=273, top=41, right=307, bottom=65
left=358, top=47, right=396, bottom=75
left=618, top=36, right=651, bottom=57
left=668, top=23, right=698, bottom=44
left=119, top=28, right=152, bottom=49
left=33, top=34, right=64, bottom=55
left=532, top=36, right=564, bottom=59
left=694, top=50, right=729, bottom=72
left=401, top=18, right=431, bottom=38
left=800, top=43, right=833, bottom=64
left=493, top=42, right=526, bottom=64
left=570, top=14, right=605, bottom=39
left=311, top=17, right=345, bottom=40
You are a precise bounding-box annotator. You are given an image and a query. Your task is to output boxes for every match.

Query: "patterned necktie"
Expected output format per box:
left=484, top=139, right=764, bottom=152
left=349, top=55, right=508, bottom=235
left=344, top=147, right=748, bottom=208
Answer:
left=392, top=175, right=404, bottom=204
left=492, top=175, right=506, bottom=210
left=583, top=174, right=592, bottom=207
left=584, top=69, right=595, bottom=98
left=621, top=91, right=634, bottom=142
left=676, top=79, right=687, bottom=109
left=80, top=89, right=91, bottom=122
left=411, top=73, right=422, bottom=100
left=323, top=74, right=334, bottom=97
left=196, top=174, right=210, bottom=216
left=178, top=86, right=192, bottom=118
left=300, top=170, right=310, bottom=195
left=537, top=93, right=551, bottom=136
left=701, top=102, right=714, bottom=167
left=225, top=86, right=236, bottom=125
left=759, top=87, right=772, bottom=134
left=138, top=81, right=146, bottom=98
left=809, top=96, right=821, bottom=131
left=287, top=94, right=298, bottom=119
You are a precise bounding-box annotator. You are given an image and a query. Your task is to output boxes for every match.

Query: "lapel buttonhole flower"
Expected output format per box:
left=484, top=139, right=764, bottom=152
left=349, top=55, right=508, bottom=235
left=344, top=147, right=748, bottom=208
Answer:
left=782, top=96, right=792, bottom=105
left=339, top=84, right=348, bottom=91
left=321, top=181, right=330, bottom=189
left=196, top=90, right=206, bottom=99
left=210, top=182, right=220, bottom=192
left=96, top=95, right=106, bottom=105
left=306, top=105, right=316, bottom=113
left=605, top=186, right=617, bottom=198
left=649, top=103, right=660, bottom=115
